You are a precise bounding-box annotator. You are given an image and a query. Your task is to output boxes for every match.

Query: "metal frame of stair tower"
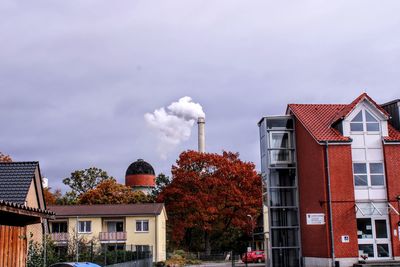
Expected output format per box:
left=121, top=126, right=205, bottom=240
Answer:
left=259, top=116, right=302, bottom=267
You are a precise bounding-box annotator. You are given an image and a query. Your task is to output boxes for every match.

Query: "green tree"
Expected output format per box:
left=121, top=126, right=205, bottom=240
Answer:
left=149, top=173, right=171, bottom=201
left=63, top=167, right=114, bottom=197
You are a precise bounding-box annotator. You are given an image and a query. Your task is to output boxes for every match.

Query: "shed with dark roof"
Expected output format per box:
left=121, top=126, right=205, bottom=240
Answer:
left=0, top=162, right=55, bottom=267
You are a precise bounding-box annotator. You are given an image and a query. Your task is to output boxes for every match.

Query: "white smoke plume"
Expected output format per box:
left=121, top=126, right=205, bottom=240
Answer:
left=144, top=96, right=205, bottom=159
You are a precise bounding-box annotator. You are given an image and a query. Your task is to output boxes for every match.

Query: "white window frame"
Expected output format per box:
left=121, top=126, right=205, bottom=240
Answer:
left=51, top=221, right=68, bottom=233
left=78, top=221, right=92, bottom=233
left=350, top=109, right=380, bottom=133
left=135, top=220, right=149, bottom=232
left=357, top=217, right=391, bottom=260
left=105, top=220, right=124, bottom=233
left=353, top=162, right=386, bottom=188
left=269, top=131, right=292, bottom=164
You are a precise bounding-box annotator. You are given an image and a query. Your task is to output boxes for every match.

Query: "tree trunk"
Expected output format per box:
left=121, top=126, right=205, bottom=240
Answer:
left=184, top=228, right=192, bottom=251
left=204, top=231, right=211, bottom=256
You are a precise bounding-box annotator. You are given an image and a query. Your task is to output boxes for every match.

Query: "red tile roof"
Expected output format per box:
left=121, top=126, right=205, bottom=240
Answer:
left=386, top=125, right=400, bottom=142
left=288, top=93, right=400, bottom=143
left=331, top=93, right=389, bottom=124
left=289, top=104, right=350, bottom=142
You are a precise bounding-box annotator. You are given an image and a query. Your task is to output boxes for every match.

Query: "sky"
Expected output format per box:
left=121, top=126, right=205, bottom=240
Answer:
left=1, top=1, right=400, bottom=191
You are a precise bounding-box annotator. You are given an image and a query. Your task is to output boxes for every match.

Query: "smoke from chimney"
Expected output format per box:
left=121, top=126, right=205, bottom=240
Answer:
left=144, top=96, right=205, bottom=159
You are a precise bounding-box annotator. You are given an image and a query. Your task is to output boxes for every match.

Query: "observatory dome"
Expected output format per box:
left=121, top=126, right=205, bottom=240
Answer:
left=126, top=159, right=155, bottom=176
left=125, top=159, right=156, bottom=189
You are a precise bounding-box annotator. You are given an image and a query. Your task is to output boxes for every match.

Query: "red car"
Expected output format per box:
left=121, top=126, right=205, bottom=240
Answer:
left=242, top=250, right=265, bottom=263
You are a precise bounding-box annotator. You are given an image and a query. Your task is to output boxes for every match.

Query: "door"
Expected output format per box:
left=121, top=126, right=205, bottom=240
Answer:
left=107, top=221, right=124, bottom=232
left=357, top=218, right=391, bottom=260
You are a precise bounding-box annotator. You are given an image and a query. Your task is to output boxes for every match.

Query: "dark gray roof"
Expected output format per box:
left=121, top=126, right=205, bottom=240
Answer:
left=0, top=162, right=38, bottom=204
left=0, top=199, right=55, bottom=216
left=126, top=159, right=155, bottom=176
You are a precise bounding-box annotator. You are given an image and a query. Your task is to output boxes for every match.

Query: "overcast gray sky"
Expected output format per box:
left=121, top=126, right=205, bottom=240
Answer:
left=1, top=1, right=400, bottom=191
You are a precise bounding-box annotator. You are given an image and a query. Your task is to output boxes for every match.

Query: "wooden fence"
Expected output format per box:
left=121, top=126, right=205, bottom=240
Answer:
left=0, top=225, right=27, bottom=267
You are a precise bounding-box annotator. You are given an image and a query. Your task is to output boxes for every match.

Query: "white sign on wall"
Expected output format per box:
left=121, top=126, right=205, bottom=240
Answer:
left=341, top=235, right=350, bottom=243
left=306, top=213, right=325, bottom=225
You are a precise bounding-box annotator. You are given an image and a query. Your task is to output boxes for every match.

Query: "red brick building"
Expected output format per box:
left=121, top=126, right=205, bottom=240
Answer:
left=259, top=94, right=400, bottom=267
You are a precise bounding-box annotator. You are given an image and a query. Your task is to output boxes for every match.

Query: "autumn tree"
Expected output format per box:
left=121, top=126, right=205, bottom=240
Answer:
left=78, top=179, right=149, bottom=204
left=43, top=188, right=57, bottom=205
left=62, top=167, right=114, bottom=201
left=157, top=150, right=262, bottom=254
left=149, top=173, right=171, bottom=201
left=0, top=152, right=12, bottom=162
left=42, top=188, right=63, bottom=205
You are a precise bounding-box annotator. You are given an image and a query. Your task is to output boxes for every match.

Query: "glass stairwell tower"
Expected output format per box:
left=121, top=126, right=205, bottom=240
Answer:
left=259, top=116, right=301, bottom=267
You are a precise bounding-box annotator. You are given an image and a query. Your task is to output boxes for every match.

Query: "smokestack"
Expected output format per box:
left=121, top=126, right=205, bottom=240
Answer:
left=197, top=117, right=205, bottom=153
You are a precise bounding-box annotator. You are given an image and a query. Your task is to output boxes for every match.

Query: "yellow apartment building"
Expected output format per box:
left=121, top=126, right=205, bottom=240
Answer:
left=48, top=203, right=167, bottom=262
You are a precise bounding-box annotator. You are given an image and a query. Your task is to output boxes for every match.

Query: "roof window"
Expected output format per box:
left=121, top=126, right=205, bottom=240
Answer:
left=350, top=110, right=380, bottom=132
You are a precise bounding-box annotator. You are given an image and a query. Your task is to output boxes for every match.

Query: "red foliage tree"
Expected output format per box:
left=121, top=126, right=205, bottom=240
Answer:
left=157, top=150, right=262, bottom=253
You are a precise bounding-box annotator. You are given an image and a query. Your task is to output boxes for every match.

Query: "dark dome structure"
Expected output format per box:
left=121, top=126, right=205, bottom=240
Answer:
left=126, top=159, right=155, bottom=176
left=125, top=159, right=156, bottom=190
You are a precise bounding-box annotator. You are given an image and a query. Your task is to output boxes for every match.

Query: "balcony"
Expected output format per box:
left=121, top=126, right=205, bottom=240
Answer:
left=50, top=232, right=69, bottom=242
left=99, top=232, right=127, bottom=242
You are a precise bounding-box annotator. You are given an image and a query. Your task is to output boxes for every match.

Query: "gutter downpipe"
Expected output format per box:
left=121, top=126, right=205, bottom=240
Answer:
left=76, top=216, right=79, bottom=262
left=325, top=141, right=336, bottom=267
left=154, top=203, right=158, bottom=263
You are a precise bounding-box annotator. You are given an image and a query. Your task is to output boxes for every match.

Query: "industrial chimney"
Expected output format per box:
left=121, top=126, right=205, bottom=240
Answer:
left=197, top=117, right=205, bottom=153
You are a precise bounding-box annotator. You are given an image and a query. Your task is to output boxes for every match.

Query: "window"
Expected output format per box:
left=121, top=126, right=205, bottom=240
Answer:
left=136, top=220, right=149, bottom=232
left=136, top=245, right=151, bottom=252
left=271, top=228, right=299, bottom=247
left=375, top=220, right=388, bottom=238
left=269, top=169, right=296, bottom=187
left=350, top=111, right=363, bottom=131
left=271, top=132, right=289, bottom=148
left=270, top=208, right=298, bottom=227
left=357, top=218, right=373, bottom=239
left=359, top=244, right=374, bottom=258
left=269, top=132, right=292, bottom=163
left=353, top=162, right=385, bottom=187
left=377, top=244, right=389, bottom=257
left=370, top=163, right=385, bottom=186
left=365, top=111, right=380, bottom=131
left=78, top=221, right=91, bottom=233
left=106, top=244, right=125, bottom=251
left=350, top=110, right=380, bottom=132
left=107, top=221, right=124, bottom=232
left=354, top=163, right=368, bottom=186
left=52, top=222, right=68, bottom=233
left=270, top=188, right=296, bottom=207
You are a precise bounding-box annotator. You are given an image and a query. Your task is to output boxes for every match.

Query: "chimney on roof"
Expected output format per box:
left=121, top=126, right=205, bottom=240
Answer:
left=197, top=117, right=205, bottom=153
left=42, top=178, right=48, bottom=188
left=381, top=99, right=400, bottom=130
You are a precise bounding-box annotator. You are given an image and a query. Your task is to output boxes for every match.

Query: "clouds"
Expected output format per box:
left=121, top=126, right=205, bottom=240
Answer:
left=145, top=97, right=205, bottom=159
left=1, top=0, right=400, bottom=190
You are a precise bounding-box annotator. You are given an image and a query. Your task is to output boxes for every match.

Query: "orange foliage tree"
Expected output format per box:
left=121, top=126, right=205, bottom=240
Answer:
left=157, top=150, right=262, bottom=253
left=43, top=188, right=57, bottom=205
left=78, top=179, right=149, bottom=204
left=43, top=188, right=63, bottom=205
left=0, top=152, right=12, bottom=162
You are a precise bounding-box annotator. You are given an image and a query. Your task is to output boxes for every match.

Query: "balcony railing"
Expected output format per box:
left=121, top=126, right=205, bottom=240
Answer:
left=50, top=232, right=69, bottom=242
left=99, top=232, right=127, bottom=241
